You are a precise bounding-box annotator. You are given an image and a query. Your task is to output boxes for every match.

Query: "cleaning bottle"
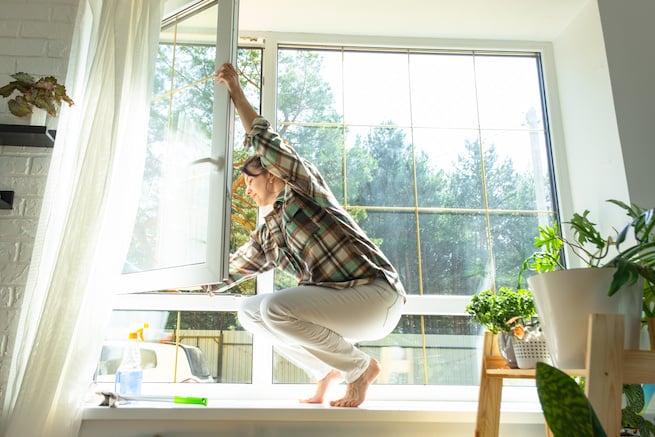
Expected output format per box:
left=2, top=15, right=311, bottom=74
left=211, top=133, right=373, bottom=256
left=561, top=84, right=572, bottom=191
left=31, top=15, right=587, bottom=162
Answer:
left=114, top=324, right=148, bottom=395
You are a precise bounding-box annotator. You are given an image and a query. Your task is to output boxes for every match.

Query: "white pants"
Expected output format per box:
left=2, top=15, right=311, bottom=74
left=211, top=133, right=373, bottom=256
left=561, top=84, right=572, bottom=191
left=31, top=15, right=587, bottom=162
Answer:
left=237, top=278, right=404, bottom=383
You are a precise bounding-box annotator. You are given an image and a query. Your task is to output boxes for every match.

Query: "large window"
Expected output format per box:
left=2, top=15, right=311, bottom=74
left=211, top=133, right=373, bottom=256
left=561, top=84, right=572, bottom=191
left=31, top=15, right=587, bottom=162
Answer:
left=270, top=47, right=556, bottom=386
left=97, top=7, right=558, bottom=400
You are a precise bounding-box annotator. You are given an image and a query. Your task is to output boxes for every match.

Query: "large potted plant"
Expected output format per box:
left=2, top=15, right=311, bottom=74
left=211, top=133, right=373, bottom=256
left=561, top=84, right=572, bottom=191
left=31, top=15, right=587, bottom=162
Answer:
left=0, top=72, right=74, bottom=123
left=466, top=287, right=536, bottom=368
left=520, top=199, right=655, bottom=369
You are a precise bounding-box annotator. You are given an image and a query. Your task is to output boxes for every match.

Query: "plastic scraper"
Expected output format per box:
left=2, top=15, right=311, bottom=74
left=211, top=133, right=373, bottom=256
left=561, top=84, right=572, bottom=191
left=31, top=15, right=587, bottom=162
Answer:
left=98, top=391, right=208, bottom=407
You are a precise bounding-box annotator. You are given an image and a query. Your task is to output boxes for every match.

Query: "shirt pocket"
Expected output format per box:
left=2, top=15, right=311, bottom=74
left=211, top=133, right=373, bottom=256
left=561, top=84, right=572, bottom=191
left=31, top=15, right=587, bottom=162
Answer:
left=283, top=203, right=322, bottom=260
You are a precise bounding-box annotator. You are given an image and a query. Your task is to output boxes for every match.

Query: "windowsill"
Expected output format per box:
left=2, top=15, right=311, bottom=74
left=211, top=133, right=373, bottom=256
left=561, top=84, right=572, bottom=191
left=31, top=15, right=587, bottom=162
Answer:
left=81, top=399, right=547, bottom=424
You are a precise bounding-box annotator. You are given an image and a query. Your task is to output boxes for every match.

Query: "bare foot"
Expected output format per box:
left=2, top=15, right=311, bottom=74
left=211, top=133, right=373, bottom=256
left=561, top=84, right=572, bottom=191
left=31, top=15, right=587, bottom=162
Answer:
left=329, top=358, right=381, bottom=407
left=300, top=369, right=342, bottom=404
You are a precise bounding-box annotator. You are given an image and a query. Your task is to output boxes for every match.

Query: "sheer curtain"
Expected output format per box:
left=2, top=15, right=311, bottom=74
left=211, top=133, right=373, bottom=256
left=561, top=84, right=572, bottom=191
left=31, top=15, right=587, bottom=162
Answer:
left=1, top=1, right=163, bottom=436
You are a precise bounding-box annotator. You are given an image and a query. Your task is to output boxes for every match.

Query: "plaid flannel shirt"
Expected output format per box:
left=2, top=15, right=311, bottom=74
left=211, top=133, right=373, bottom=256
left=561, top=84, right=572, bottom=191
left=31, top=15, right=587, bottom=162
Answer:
left=212, top=118, right=406, bottom=300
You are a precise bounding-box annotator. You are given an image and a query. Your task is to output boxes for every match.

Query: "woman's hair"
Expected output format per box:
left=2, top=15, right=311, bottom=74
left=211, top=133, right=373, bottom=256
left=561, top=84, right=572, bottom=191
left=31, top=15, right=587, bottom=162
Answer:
left=240, top=155, right=266, bottom=177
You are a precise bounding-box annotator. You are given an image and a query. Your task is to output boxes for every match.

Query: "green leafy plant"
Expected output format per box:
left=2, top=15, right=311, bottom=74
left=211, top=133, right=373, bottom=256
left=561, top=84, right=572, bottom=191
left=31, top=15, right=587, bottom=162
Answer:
left=623, top=383, right=655, bottom=436
left=520, top=199, right=655, bottom=297
left=536, top=363, right=655, bottom=437
left=535, top=362, right=607, bottom=437
left=0, top=72, right=74, bottom=117
left=465, top=287, right=536, bottom=334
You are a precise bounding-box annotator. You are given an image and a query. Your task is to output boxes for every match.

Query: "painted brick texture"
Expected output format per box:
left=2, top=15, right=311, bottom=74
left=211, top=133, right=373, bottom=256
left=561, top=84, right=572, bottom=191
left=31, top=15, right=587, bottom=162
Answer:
left=0, top=0, right=77, bottom=418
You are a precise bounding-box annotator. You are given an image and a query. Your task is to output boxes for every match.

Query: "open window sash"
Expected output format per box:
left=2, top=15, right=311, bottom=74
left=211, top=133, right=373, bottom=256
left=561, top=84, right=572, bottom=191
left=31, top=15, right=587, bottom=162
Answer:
left=116, top=0, right=238, bottom=293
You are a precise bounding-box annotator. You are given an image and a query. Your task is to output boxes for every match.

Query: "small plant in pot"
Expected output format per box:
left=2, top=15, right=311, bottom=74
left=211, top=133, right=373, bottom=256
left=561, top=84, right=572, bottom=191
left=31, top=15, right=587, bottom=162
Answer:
left=0, top=72, right=74, bottom=119
left=466, top=287, right=536, bottom=368
left=506, top=315, right=551, bottom=369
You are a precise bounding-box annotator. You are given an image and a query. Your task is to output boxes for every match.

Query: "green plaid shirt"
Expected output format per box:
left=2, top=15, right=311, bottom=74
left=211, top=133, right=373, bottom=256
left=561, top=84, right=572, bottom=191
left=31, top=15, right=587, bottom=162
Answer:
left=216, top=118, right=406, bottom=299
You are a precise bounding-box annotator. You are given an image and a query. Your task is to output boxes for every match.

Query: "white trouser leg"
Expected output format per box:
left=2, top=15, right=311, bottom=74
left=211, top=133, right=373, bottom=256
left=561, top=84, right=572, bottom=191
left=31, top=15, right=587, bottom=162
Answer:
left=237, top=279, right=403, bottom=383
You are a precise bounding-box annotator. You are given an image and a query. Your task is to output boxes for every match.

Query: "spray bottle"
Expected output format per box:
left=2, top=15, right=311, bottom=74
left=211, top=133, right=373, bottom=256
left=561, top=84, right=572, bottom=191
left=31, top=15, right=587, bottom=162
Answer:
left=114, top=323, right=148, bottom=395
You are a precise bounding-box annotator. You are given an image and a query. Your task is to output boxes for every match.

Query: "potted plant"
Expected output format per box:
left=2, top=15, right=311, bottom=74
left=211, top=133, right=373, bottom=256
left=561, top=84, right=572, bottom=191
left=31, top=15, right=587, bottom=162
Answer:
left=506, top=315, right=551, bottom=369
left=520, top=199, right=655, bottom=369
left=466, top=287, right=536, bottom=368
left=0, top=72, right=74, bottom=122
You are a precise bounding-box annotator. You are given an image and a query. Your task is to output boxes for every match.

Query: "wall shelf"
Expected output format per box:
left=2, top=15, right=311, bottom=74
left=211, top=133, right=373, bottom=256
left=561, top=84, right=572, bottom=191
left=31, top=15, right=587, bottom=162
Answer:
left=0, top=124, right=56, bottom=147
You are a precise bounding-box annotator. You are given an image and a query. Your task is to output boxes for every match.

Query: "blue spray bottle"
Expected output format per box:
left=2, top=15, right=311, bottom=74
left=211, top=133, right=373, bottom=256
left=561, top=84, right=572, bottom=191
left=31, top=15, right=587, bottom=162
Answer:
left=114, top=324, right=148, bottom=395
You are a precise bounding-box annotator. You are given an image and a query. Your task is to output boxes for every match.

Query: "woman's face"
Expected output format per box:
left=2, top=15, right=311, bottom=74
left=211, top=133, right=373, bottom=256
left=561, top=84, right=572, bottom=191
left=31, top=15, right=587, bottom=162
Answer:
left=244, top=172, right=279, bottom=207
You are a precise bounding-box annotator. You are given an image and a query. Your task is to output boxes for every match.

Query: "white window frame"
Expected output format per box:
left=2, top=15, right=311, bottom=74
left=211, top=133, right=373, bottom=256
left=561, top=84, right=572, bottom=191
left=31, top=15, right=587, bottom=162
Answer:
left=107, top=30, right=562, bottom=410
left=115, top=0, right=239, bottom=294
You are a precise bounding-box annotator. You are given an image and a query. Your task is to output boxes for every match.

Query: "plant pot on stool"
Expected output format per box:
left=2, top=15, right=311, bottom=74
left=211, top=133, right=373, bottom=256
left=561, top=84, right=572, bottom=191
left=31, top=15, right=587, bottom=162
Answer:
left=528, top=267, right=642, bottom=369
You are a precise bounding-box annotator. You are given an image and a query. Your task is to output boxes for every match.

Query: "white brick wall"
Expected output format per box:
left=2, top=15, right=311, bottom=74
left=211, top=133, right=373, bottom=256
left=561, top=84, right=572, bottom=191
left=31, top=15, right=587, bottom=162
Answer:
left=0, top=0, right=77, bottom=125
left=0, top=147, right=52, bottom=399
left=0, top=0, right=77, bottom=419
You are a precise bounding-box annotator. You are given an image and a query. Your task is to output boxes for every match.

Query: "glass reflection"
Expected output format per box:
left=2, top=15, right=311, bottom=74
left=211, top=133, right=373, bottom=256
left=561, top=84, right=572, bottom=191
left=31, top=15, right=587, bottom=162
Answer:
left=124, top=6, right=219, bottom=273
left=274, top=315, right=483, bottom=386
left=95, top=310, right=251, bottom=384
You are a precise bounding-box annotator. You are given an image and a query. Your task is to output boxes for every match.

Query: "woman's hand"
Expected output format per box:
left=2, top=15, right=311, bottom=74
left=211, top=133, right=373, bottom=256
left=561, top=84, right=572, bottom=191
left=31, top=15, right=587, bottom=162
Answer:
left=215, top=62, right=259, bottom=133
left=216, top=63, right=241, bottom=96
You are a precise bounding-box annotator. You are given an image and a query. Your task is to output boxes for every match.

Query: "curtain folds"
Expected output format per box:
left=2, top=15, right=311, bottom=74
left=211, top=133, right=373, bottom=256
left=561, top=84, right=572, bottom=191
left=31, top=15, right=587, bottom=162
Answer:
left=1, top=1, right=163, bottom=436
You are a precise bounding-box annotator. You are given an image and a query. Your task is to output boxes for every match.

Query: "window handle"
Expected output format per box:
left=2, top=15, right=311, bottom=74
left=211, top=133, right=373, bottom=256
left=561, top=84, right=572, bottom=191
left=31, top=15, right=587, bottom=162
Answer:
left=190, top=157, right=223, bottom=167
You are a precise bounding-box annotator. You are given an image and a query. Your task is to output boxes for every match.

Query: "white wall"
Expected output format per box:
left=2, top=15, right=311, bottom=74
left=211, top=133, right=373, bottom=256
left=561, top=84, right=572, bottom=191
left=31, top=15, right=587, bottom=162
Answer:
left=597, top=0, right=655, bottom=208
left=549, top=0, right=630, bottom=247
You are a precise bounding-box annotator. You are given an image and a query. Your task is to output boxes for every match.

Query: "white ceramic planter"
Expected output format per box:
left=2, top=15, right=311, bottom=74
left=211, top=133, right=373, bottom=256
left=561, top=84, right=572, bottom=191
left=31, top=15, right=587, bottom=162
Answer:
left=28, top=107, right=47, bottom=126
left=527, top=267, right=642, bottom=369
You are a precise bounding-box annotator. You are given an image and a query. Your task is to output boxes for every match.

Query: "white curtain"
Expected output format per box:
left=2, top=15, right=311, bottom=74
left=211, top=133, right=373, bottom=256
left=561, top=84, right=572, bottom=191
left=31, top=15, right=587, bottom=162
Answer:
left=1, top=1, right=163, bottom=436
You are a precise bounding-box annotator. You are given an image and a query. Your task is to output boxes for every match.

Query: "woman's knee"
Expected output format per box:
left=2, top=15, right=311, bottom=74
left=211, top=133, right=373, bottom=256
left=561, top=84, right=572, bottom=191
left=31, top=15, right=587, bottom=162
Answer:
left=237, top=294, right=268, bottom=327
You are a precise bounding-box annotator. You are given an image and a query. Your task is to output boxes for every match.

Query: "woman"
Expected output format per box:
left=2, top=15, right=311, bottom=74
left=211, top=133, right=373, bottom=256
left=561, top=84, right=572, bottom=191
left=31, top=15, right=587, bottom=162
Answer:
left=204, top=63, right=406, bottom=407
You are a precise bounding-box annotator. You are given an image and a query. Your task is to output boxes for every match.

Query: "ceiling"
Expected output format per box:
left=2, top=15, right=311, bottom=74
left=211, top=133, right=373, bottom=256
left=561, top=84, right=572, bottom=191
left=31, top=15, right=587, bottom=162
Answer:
left=238, top=0, right=591, bottom=41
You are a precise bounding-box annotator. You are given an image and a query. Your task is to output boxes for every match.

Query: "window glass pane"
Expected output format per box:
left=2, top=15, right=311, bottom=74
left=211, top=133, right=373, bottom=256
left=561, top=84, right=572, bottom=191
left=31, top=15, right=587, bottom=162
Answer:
left=413, top=128, right=484, bottom=209
left=96, top=310, right=251, bottom=384
left=233, top=47, right=263, bottom=142
left=343, top=51, right=411, bottom=126
left=125, top=39, right=217, bottom=273
left=275, top=315, right=482, bottom=385
left=419, top=212, right=490, bottom=295
left=409, top=53, right=478, bottom=128
left=475, top=55, right=545, bottom=130
left=491, top=212, right=557, bottom=288
left=273, top=349, right=311, bottom=383
left=277, top=49, right=343, bottom=124
left=481, top=129, right=552, bottom=210
left=345, top=126, right=414, bottom=207
left=362, top=315, right=482, bottom=385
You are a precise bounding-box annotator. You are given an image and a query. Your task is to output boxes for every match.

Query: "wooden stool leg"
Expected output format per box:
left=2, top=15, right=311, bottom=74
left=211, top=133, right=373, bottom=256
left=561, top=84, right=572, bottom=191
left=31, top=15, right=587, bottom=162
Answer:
left=476, top=376, right=502, bottom=437
left=584, top=313, right=623, bottom=436
left=476, top=332, right=503, bottom=437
